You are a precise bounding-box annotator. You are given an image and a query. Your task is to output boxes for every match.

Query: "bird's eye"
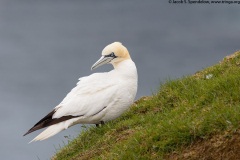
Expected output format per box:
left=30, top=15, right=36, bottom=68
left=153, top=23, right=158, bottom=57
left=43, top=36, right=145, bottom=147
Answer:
left=105, top=52, right=117, bottom=58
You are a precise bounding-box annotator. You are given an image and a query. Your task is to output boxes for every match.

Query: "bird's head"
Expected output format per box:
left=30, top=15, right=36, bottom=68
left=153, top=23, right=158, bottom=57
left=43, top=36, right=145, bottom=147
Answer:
left=91, top=42, right=131, bottom=70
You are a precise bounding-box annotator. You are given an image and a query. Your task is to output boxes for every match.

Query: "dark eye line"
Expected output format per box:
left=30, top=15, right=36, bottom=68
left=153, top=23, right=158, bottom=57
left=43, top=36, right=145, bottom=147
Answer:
left=105, top=52, right=117, bottom=58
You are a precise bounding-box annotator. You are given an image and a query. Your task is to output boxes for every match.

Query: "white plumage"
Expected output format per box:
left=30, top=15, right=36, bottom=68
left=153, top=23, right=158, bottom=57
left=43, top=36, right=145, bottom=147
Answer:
left=24, top=42, right=138, bottom=142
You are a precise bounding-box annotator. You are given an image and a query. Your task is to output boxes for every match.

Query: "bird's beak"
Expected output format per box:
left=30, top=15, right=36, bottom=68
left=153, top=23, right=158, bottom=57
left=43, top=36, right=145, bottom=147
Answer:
left=91, top=56, right=114, bottom=70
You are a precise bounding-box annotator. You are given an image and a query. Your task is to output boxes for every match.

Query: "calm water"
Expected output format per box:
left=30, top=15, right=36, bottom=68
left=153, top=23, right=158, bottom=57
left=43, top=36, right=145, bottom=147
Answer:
left=0, top=1, right=239, bottom=159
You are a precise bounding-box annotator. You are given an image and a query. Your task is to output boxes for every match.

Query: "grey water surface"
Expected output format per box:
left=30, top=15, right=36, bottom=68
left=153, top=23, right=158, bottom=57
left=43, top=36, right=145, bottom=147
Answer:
left=0, top=1, right=239, bottom=159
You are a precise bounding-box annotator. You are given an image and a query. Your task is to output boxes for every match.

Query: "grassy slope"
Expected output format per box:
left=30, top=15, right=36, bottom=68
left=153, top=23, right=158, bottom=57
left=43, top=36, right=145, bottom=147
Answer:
left=53, top=51, right=240, bottom=160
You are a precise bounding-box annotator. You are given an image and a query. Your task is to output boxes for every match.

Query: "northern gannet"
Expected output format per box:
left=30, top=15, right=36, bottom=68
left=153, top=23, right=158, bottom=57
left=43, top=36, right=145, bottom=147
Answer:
left=24, top=42, right=138, bottom=142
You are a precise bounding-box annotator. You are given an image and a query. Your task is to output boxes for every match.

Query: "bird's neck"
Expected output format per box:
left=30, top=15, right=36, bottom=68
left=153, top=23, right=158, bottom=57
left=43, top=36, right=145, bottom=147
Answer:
left=112, top=59, right=137, bottom=78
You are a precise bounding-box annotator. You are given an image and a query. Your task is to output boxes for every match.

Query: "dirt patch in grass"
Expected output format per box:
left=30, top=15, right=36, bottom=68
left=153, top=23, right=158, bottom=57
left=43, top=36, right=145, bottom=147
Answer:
left=115, top=128, right=135, bottom=142
left=167, top=130, right=240, bottom=160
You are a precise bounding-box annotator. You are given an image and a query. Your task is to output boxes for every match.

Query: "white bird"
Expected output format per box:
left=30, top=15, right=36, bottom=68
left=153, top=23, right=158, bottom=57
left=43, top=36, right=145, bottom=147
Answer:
left=24, top=42, right=138, bottom=142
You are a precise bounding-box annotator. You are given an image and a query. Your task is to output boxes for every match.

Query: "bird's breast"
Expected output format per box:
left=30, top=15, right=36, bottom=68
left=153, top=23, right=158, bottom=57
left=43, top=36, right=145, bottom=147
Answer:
left=101, top=80, right=137, bottom=122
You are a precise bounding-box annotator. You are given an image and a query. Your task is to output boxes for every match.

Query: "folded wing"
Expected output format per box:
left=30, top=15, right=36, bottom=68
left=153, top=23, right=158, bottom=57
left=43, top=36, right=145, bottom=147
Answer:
left=24, top=72, right=118, bottom=137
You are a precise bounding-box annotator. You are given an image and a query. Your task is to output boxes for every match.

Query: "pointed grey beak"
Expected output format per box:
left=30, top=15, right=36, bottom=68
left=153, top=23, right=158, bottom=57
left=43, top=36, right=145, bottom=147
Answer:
left=91, top=56, right=114, bottom=70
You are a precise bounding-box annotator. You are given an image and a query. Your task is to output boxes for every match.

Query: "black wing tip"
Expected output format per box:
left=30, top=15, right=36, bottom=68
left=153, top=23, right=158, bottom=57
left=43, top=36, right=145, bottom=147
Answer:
left=23, top=109, right=56, bottom=137
left=23, top=127, right=35, bottom=136
left=23, top=109, right=81, bottom=137
left=23, top=131, right=30, bottom=136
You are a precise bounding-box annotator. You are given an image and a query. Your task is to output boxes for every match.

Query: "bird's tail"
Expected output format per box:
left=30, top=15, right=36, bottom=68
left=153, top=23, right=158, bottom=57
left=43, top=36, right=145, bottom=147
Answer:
left=29, top=123, right=64, bottom=143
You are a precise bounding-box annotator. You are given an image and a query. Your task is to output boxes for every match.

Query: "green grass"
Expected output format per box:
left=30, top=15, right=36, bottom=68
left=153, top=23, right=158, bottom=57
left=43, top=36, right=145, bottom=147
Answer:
left=53, top=51, right=240, bottom=160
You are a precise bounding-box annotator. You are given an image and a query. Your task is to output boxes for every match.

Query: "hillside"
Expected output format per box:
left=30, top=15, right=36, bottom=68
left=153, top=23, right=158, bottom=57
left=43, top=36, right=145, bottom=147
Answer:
left=52, top=51, right=240, bottom=160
